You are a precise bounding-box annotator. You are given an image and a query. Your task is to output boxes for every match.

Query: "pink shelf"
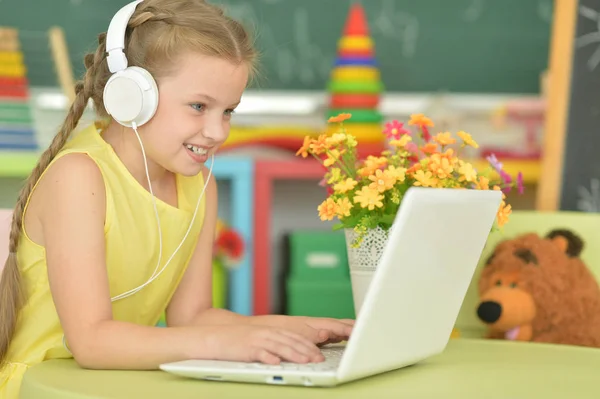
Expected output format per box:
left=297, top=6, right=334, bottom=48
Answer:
left=253, top=158, right=326, bottom=315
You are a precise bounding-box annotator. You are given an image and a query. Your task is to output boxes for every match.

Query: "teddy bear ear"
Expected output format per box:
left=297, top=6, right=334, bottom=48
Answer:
left=545, top=229, right=584, bottom=257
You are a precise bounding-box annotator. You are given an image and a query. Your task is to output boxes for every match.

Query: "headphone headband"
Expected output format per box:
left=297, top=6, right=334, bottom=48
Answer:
left=103, top=0, right=158, bottom=128
left=106, top=0, right=144, bottom=73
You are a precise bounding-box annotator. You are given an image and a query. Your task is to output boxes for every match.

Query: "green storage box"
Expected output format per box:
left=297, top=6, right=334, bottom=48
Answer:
left=285, top=230, right=355, bottom=318
left=287, top=230, right=350, bottom=281
left=287, top=280, right=355, bottom=319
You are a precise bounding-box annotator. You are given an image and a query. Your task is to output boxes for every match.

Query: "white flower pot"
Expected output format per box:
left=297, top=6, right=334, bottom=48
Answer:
left=344, top=226, right=390, bottom=316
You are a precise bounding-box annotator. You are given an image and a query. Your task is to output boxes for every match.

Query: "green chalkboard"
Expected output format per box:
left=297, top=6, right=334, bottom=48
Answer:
left=0, top=0, right=553, bottom=93
left=559, top=0, right=600, bottom=212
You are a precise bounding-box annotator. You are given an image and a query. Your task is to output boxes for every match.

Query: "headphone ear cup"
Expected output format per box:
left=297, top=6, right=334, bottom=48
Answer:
left=103, top=66, right=158, bottom=128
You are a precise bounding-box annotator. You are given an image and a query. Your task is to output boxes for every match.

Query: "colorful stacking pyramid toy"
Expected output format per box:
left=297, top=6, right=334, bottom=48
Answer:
left=326, top=3, right=384, bottom=147
left=0, top=27, right=38, bottom=150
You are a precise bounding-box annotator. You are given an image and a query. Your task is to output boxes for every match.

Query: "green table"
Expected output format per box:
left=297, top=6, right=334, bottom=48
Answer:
left=20, top=339, right=600, bottom=399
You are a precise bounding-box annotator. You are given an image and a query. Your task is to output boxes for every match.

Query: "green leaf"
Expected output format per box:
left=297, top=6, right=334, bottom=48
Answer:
left=340, top=213, right=361, bottom=228
left=332, top=223, right=345, bottom=231
left=379, top=213, right=397, bottom=227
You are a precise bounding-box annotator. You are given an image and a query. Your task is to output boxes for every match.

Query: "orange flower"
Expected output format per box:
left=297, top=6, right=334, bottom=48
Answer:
left=407, top=163, right=422, bottom=174
left=389, top=135, right=412, bottom=148
left=357, top=167, right=372, bottom=178
left=325, top=132, right=357, bottom=148
left=358, top=156, right=386, bottom=177
left=335, top=197, right=353, bottom=218
left=364, top=155, right=387, bottom=169
left=296, top=136, right=311, bottom=158
left=368, top=169, right=396, bottom=193
left=328, top=113, right=352, bottom=123
left=326, top=133, right=346, bottom=146
left=458, top=161, right=477, bottom=182
left=387, top=165, right=407, bottom=182
left=409, top=113, right=434, bottom=127
left=408, top=113, right=434, bottom=141
left=420, top=142, right=438, bottom=155
left=441, top=148, right=458, bottom=163
left=318, top=198, right=337, bottom=221
left=496, top=201, right=512, bottom=227
left=334, top=178, right=358, bottom=193
left=309, top=134, right=329, bottom=154
left=474, top=176, right=490, bottom=190
left=433, top=132, right=456, bottom=146
left=354, top=186, right=384, bottom=210
left=457, top=131, right=479, bottom=148
left=413, top=170, right=438, bottom=187
left=428, top=153, right=454, bottom=179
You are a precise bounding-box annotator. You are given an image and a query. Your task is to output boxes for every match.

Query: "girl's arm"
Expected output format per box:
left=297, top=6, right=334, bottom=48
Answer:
left=164, top=165, right=250, bottom=327
left=38, top=154, right=215, bottom=369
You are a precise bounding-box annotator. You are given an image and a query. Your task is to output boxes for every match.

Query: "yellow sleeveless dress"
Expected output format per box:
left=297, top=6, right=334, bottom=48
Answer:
left=0, top=122, right=206, bottom=398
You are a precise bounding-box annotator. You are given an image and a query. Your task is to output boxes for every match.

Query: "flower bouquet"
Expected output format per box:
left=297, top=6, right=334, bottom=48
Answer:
left=296, top=113, right=524, bottom=313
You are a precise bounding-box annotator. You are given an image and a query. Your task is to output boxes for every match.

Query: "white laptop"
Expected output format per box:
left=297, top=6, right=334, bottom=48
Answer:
left=160, top=187, right=502, bottom=387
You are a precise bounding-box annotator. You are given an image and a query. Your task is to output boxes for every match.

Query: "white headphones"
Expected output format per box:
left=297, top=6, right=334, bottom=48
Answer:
left=103, top=0, right=158, bottom=128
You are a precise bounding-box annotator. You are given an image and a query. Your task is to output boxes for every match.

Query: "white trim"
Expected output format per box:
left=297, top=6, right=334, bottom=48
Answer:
left=31, top=87, right=540, bottom=116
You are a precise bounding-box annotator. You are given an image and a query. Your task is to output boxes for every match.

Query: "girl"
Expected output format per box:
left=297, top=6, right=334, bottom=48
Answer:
left=0, top=0, right=353, bottom=396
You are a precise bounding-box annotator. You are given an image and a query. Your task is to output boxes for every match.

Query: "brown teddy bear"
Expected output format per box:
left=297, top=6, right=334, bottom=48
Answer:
left=476, top=228, right=600, bottom=348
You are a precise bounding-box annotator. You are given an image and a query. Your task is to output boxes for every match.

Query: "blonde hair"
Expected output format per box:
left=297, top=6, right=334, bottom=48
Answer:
left=0, top=0, right=257, bottom=366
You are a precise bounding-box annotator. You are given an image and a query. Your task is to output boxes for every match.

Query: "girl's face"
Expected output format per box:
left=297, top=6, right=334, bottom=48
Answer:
left=141, top=52, right=249, bottom=176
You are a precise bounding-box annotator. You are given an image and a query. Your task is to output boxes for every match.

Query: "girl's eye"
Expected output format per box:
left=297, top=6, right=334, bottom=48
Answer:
left=191, top=103, right=205, bottom=112
left=224, top=109, right=236, bottom=117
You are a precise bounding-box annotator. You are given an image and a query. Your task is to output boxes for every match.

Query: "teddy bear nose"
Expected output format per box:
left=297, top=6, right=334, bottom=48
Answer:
left=477, top=301, right=502, bottom=323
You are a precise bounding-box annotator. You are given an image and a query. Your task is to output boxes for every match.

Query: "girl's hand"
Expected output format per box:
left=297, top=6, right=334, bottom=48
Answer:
left=252, top=315, right=354, bottom=346
left=201, top=324, right=325, bottom=365
left=303, top=316, right=354, bottom=346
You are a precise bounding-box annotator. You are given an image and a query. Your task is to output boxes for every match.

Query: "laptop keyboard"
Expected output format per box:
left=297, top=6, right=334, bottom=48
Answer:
left=241, top=346, right=345, bottom=372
